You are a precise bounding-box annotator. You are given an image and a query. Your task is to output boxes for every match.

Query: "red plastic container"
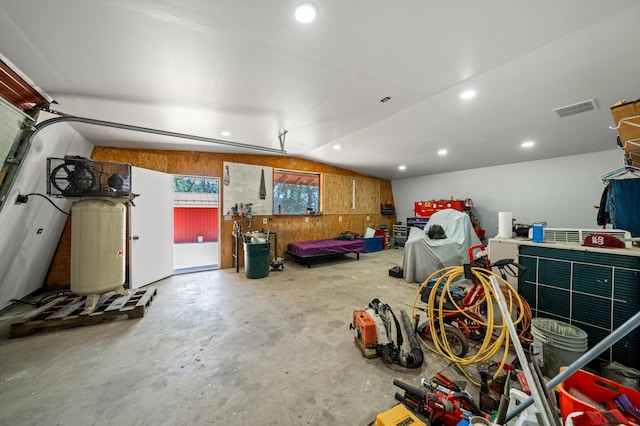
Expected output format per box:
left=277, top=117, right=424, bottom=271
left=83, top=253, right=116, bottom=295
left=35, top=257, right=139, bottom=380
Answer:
left=557, top=367, right=640, bottom=422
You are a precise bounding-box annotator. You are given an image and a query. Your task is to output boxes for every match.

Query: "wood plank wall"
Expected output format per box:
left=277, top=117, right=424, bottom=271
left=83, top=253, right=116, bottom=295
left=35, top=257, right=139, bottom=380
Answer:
left=45, top=148, right=397, bottom=287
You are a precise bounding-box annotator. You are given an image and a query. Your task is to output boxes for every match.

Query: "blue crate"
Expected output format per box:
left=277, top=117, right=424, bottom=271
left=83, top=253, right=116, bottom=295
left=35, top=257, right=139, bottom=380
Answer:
left=362, top=236, right=383, bottom=252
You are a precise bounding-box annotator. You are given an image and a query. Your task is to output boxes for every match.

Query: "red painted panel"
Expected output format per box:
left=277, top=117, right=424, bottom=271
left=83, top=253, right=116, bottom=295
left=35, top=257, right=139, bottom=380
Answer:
left=174, top=208, right=219, bottom=243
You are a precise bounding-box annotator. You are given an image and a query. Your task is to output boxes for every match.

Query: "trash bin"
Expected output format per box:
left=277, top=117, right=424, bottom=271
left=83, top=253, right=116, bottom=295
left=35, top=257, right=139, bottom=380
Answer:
left=244, top=241, right=270, bottom=279
left=531, top=318, right=588, bottom=378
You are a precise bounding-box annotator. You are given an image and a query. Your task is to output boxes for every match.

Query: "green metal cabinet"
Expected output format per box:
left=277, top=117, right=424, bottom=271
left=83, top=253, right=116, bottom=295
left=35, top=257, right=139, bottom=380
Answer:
left=518, top=245, right=640, bottom=370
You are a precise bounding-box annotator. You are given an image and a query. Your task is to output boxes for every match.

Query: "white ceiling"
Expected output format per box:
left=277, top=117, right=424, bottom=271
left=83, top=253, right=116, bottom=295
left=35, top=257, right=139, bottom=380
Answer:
left=1, top=1, right=638, bottom=180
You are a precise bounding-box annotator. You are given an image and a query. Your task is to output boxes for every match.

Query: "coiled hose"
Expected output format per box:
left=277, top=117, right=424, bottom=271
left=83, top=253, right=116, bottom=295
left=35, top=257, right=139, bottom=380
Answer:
left=410, top=265, right=531, bottom=386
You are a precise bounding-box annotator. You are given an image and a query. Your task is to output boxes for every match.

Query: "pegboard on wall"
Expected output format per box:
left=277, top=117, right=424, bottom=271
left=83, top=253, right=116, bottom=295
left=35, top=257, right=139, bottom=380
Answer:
left=222, top=161, right=273, bottom=216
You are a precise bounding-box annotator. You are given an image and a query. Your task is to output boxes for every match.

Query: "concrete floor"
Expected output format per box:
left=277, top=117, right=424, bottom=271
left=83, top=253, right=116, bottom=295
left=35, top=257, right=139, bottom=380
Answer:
left=0, top=249, right=480, bottom=425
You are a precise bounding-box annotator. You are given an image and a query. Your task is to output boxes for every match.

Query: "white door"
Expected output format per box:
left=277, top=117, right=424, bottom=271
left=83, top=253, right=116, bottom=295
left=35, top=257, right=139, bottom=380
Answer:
left=129, top=167, right=174, bottom=289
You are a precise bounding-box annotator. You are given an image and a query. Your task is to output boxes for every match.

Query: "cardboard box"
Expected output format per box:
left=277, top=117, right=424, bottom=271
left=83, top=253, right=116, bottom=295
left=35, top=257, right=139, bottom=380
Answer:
left=611, top=100, right=640, bottom=155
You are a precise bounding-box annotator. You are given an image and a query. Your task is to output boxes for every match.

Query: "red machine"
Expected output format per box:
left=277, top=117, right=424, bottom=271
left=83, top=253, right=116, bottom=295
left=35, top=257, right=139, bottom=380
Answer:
left=413, top=245, right=528, bottom=360
left=394, top=377, right=485, bottom=426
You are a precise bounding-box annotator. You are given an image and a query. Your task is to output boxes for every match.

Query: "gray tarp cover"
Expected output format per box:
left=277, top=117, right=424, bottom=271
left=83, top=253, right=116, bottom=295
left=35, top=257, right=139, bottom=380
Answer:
left=403, top=209, right=481, bottom=283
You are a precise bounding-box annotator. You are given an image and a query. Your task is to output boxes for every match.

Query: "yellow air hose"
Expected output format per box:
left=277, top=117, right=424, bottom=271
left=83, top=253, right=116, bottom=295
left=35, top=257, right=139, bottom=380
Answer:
left=409, top=265, right=530, bottom=386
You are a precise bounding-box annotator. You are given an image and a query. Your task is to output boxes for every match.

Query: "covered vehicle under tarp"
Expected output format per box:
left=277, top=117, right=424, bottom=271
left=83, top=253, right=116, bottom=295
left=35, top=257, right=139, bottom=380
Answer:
left=403, top=209, right=481, bottom=283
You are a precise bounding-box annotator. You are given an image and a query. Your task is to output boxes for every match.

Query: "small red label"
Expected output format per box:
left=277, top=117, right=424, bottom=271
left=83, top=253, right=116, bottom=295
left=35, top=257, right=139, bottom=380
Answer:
left=116, top=250, right=124, bottom=258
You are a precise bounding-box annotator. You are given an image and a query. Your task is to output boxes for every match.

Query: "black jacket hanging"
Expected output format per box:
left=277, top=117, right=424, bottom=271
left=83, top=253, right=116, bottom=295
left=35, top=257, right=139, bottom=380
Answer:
left=596, top=184, right=610, bottom=226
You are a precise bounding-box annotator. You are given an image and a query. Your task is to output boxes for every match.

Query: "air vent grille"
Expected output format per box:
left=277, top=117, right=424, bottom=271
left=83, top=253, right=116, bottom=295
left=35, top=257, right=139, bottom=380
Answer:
left=527, top=228, right=632, bottom=248
left=552, top=99, right=598, bottom=118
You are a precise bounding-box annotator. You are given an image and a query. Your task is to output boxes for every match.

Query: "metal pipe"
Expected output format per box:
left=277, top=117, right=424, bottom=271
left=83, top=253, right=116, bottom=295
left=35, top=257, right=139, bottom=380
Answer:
left=31, top=114, right=287, bottom=155
left=505, top=310, right=640, bottom=422
left=489, top=275, right=554, bottom=426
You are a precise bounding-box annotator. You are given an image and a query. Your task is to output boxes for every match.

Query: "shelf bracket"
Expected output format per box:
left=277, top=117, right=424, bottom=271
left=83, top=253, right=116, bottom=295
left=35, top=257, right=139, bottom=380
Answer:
left=278, top=130, right=288, bottom=151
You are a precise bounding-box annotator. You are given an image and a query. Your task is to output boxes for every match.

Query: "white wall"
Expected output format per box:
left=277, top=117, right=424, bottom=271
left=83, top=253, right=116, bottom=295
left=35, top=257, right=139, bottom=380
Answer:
left=0, top=123, right=92, bottom=310
left=391, top=150, right=624, bottom=238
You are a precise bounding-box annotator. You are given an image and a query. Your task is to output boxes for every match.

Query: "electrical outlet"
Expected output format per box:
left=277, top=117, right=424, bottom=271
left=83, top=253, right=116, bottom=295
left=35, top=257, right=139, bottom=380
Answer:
left=305, top=217, right=309, bottom=223
left=339, top=216, right=342, bottom=222
left=366, top=216, right=370, bottom=221
left=263, top=218, right=268, bottom=224
left=15, top=194, right=29, bottom=204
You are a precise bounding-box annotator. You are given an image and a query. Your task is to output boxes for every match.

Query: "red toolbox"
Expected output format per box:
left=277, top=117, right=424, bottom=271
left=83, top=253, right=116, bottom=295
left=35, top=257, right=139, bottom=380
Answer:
left=414, top=199, right=467, bottom=218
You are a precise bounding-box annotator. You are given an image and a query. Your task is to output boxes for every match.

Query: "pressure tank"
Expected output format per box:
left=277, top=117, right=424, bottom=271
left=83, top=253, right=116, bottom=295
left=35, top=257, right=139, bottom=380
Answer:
left=70, top=198, right=126, bottom=295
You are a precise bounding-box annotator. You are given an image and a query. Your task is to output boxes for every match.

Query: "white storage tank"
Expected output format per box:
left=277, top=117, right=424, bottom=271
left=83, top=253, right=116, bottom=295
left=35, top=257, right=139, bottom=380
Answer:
left=71, top=198, right=126, bottom=296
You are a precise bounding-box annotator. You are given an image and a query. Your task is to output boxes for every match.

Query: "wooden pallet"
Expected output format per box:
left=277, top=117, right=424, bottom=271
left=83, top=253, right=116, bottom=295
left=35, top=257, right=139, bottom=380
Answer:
left=9, top=287, right=157, bottom=338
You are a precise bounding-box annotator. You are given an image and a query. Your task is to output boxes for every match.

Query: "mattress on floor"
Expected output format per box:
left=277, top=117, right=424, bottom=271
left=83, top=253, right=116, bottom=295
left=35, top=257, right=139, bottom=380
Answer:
left=287, top=238, right=365, bottom=257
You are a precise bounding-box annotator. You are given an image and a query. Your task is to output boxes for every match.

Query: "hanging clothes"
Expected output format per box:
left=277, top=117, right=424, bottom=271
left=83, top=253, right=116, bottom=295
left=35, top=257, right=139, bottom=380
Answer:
left=259, top=169, right=266, bottom=199
left=608, top=178, right=640, bottom=237
left=596, top=184, right=610, bottom=226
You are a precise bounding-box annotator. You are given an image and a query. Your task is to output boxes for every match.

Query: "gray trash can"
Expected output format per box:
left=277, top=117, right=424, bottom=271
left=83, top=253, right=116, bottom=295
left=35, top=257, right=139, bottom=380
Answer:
left=531, top=318, right=588, bottom=377
left=244, top=242, right=270, bottom=279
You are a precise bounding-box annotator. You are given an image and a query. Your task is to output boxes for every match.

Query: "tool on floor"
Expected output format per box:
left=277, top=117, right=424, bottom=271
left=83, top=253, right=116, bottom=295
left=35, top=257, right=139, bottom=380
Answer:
left=373, top=403, right=427, bottom=426
left=394, top=379, right=476, bottom=426
left=261, top=229, right=284, bottom=271
left=479, top=368, right=502, bottom=413
left=350, top=298, right=423, bottom=368
left=270, top=256, right=284, bottom=271
left=494, top=369, right=512, bottom=424
left=421, top=375, right=483, bottom=417
left=429, top=372, right=465, bottom=393
left=412, top=247, right=531, bottom=367
left=408, top=246, right=532, bottom=389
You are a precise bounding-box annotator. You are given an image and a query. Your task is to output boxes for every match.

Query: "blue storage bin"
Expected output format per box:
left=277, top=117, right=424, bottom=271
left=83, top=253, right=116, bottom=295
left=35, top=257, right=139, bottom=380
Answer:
left=362, top=236, right=383, bottom=252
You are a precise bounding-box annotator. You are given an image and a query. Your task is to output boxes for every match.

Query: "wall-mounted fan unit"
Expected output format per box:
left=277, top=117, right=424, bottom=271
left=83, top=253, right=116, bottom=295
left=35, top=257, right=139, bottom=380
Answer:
left=46, top=156, right=131, bottom=198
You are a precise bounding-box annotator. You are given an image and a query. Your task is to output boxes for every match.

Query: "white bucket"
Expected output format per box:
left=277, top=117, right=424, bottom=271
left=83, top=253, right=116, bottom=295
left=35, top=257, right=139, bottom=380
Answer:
left=506, top=388, right=541, bottom=426
left=531, top=318, right=588, bottom=378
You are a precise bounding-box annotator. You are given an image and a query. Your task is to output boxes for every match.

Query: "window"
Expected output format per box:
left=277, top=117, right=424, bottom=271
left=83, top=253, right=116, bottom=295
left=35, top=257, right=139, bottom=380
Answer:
left=173, top=175, right=219, bottom=195
left=273, top=169, right=320, bottom=214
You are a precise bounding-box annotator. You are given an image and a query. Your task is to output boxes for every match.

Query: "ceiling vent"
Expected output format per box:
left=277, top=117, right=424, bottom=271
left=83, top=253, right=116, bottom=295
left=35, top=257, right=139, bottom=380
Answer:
left=552, top=99, right=598, bottom=118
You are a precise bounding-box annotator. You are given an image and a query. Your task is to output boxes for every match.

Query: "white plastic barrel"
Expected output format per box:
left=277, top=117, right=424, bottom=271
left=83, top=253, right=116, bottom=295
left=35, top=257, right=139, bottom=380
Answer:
left=70, top=198, right=126, bottom=295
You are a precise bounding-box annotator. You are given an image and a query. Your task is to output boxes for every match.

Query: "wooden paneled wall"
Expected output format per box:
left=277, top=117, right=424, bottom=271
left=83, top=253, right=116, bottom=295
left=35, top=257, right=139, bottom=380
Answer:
left=45, top=148, right=397, bottom=287
left=323, top=175, right=380, bottom=214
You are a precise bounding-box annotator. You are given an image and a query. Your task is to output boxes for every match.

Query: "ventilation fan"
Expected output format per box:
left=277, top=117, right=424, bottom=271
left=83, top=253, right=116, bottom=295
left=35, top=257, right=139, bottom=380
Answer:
left=46, top=156, right=131, bottom=197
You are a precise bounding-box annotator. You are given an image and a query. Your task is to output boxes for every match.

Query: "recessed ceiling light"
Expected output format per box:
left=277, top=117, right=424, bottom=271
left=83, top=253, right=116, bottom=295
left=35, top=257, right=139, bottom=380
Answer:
left=220, top=131, right=231, bottom=137
left=438, top=149, right=448, bottom=156
left=294, top=2, right=318, bottom=23
left=460, top=90, right=476, bottom=100
left=333, top=145, right=341, bottom=150
left=398, top=165, right=407, bottom=171
left=521, top=141, right=535, bottom=148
